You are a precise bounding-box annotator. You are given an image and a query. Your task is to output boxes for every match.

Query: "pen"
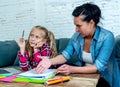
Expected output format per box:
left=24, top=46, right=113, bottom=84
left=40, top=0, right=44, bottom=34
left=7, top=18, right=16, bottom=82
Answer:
left=22, top=30, right=24, bottom=38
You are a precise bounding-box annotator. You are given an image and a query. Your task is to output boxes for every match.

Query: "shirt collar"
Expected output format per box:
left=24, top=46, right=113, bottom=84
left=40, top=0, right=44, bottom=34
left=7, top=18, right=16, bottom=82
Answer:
left=93, top=26, right=100, bottom=41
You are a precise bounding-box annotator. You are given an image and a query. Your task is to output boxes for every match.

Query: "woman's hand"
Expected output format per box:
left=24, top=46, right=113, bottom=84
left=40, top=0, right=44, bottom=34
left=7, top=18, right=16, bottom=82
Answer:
left=57, top=64, right=72, bottom=75
left=35, top=56, right=51, bottom=73
left=18, top=38, right=25, bottom=55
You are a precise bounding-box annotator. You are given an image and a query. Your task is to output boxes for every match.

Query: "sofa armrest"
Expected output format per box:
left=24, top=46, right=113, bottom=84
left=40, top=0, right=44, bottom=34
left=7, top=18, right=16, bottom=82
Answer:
left=0, top=40, right=19, bottom=67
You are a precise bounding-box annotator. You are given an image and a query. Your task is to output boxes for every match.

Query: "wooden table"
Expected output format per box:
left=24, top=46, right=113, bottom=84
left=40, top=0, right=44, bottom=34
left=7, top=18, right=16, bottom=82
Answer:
left=0, top=73, right=100, bottom=87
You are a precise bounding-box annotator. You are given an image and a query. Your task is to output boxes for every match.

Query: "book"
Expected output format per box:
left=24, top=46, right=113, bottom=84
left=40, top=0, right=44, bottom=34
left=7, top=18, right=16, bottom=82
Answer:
left=0, top=67, right=22, bottom=76
left=13, top=77, right=45, bottom=84
left=0, top=69, right=13, bottom=76
left=17, top=69, right=56, bottom=79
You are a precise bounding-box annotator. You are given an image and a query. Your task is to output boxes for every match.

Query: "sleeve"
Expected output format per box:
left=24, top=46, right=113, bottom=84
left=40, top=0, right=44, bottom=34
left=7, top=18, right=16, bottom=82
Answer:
left=94, top=32, right=115, bottom=72
left=32, top=51, right=42, bottom=67
left=40, top=45, right=52, bottom=58
left=18, top=51, right=31, bottom=71
left=62, top=38, right=75, bottom=60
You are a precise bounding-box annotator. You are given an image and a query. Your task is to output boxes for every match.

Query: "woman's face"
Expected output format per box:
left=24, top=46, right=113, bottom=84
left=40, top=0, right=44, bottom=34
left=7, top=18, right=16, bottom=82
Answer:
left=29, top=28, right=46, bottom=47
left=74, top=15, right=94, bottom=37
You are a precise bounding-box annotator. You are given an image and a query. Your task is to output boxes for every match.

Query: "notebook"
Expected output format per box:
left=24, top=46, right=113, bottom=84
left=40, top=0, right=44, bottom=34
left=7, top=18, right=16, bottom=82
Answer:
left=0, top=69, right=12, bottom=76
left=0, top=67, right=22, bottom=76
left=17, top=69, right=56, bottom=79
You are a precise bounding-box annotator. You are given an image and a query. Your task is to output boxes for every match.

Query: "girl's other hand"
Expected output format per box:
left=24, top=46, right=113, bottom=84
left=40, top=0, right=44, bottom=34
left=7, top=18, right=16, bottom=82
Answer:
left=34, top=41, right=45, bottom=52
left=34, top=41, right=45, bottom=48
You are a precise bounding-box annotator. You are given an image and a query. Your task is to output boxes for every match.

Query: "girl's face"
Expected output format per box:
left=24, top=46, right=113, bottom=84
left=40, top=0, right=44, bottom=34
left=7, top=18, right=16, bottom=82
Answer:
left=74, top=15, right=95, bottom=37
left=29, top=28, right=46, bottom=47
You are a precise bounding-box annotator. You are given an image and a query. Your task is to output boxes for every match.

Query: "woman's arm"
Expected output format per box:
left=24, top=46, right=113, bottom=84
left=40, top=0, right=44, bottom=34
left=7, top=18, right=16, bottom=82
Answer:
left=57, top=64, right=98, bottom=75
left=94, top=32, right=115, bottom=72
left=51, top=55, right=67, bottom=65
left=35, top=55, right=67, bottom=73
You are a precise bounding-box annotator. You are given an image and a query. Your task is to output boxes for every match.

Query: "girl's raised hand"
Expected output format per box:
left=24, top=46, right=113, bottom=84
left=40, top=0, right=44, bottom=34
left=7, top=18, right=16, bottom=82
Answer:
left=18, top=38, right=25, bottom=55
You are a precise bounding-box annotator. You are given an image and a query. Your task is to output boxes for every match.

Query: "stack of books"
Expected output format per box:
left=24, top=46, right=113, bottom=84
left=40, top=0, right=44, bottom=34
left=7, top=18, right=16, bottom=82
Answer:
left=0, top=68, right=71, bottom=85
left=0, top=68, right=56, bottom=84
left=13, top=69, right=57, bottom=84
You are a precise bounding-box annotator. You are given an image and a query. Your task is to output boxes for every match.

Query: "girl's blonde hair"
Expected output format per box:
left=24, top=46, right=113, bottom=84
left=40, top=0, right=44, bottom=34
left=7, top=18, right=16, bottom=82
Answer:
left=25, top=25, right=57, bottom=60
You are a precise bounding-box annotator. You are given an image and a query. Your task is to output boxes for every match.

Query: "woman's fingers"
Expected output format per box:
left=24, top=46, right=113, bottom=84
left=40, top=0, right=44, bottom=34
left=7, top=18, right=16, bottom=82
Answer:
left=35, top=56, right=51, bottom=73
left=57, top=64, right=70, bottom=75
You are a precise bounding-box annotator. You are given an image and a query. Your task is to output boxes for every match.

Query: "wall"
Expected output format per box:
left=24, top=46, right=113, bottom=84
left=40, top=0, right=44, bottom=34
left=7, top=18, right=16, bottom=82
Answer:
left=0, top=0, right=120, bottom=41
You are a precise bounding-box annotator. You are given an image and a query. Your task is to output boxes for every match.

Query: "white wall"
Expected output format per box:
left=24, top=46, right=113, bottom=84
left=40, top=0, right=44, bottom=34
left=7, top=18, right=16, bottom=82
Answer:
left=0, top=0, right=120, bottom=41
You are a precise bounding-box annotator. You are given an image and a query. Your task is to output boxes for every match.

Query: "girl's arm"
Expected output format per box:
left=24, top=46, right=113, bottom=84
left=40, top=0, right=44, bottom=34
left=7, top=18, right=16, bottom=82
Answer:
left=39, top=43, right=52, bottom=58
left=33, top=43, right=51, bottom=67
left=18, top=51, right=31, bottom=71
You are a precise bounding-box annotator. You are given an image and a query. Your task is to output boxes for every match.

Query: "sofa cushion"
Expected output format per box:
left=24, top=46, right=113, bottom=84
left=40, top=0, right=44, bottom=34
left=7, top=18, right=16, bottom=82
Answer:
left=0, top=40, right=19, bottom=67
left=13, top=55, right=19, bottom=66
left=115, top=35, right=120, bottom=69
left=57, top=38, right=70, bottom=54
left=55, top=39, right=59, bottom=53
left=57, top=38, right=80, bottom=65
left=115, top=35, right=120, bottom=58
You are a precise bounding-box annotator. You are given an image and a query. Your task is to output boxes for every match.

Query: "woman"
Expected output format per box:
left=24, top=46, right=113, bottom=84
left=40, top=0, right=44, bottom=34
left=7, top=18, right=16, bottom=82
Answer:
left=35, top=3, right=120, bottom=87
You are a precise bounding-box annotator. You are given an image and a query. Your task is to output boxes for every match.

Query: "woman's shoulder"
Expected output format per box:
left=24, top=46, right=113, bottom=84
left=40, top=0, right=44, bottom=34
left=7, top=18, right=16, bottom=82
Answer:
left=99, top=26, right=113, bottom=34
left=71, top=32, right=83, bottom=41
left=98, top=26, right=114, bottom=38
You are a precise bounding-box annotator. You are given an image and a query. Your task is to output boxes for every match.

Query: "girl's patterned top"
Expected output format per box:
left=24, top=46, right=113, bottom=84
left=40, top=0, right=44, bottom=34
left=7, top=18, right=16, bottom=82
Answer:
left=18, top=43, right=52, bottom=71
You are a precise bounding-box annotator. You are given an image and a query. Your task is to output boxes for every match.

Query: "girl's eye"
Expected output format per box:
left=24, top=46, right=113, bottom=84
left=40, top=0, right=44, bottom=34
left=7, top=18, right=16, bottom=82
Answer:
left=30, top=34, right=41, bottom=39
left=36, top=36, right=40, bottom=39
left=30, top=34, right=34, bottom=37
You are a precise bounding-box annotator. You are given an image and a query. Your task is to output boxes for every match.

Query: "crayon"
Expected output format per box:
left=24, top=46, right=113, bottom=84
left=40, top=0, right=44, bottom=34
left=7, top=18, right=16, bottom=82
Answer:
left=0, top=76, right=6, bottom=79
left=46, top=76, right=70, bottom=85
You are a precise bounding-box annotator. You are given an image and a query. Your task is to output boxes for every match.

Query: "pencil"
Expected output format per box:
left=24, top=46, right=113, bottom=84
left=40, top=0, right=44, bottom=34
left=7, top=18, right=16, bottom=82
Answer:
left=22, top=30, right=24, bottom=38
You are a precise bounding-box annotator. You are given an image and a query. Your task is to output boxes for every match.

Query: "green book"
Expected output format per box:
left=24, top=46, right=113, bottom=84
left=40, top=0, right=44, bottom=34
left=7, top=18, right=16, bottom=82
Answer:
left=13, top=74, right=56, bottom=84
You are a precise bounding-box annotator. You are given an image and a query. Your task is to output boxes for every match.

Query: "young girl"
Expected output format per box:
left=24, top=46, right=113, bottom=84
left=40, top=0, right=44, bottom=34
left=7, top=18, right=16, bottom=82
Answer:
left=17, top=25, right=57, bottom=71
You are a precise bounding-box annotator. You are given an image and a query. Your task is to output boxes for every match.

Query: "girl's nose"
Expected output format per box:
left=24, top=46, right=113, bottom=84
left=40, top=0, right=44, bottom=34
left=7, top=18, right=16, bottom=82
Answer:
left=31, top=36, right=36, bottom=40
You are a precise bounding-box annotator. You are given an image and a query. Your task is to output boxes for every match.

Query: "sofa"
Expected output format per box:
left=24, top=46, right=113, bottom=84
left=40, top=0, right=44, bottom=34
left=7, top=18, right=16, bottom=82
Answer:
left=0, top=38, right=120, bottom=70
left=0, top=38, right=79, bottom=68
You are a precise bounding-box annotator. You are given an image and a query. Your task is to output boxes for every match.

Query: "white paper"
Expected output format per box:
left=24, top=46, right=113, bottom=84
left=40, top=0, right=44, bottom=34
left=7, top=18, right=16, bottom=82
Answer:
left=18, top=69, right=56, bottom=79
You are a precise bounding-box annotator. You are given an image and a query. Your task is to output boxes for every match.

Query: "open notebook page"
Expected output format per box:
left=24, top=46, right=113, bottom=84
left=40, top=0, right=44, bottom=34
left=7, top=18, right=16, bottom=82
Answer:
left=17, top=69, right=56, bottom=79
